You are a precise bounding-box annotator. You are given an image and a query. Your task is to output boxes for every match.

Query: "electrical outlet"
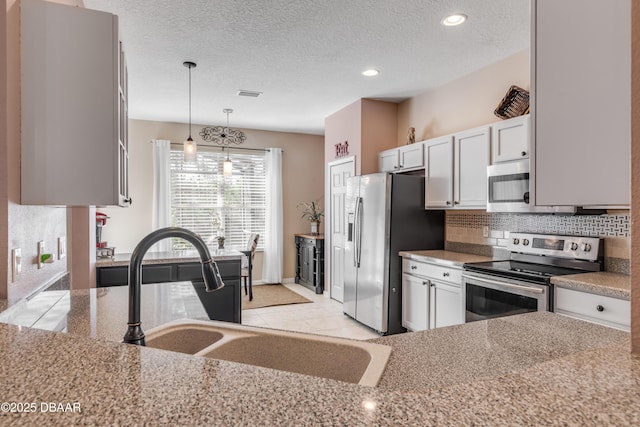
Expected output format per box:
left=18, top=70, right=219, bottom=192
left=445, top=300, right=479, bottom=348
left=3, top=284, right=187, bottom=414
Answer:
left=482, top=226, right=489, bottom=238
left=37, top=241, right=45, bottom=269
left=12, top=248, right=21, bottom=282
left=58, top=236, right=66, bottom=259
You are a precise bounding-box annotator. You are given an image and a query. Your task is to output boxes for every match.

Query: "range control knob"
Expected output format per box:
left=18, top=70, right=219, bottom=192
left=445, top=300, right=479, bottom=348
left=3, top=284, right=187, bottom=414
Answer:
left=570, top=242, right=579, bottom=251
left=581, top=243, right=592, bottom=252
left=512, top=238, right=520, bottom=245
left=522, top=239, right=530, bottom=246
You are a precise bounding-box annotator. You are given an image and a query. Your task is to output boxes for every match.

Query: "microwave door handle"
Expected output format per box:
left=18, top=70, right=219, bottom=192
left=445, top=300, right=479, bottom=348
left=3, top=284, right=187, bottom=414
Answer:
left=524, top=191, right=530, bottom=204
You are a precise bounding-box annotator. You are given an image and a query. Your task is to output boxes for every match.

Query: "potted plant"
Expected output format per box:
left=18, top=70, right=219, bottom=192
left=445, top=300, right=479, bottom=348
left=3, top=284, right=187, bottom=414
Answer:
left=297, top=200, right=324, bottom=235
left=216, top=236, right=225, bottom=250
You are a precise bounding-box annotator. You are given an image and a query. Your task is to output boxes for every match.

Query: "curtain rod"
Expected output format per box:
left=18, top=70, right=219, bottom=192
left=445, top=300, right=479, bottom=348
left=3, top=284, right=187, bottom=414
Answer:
left=163, top=142, right=281, bottom=153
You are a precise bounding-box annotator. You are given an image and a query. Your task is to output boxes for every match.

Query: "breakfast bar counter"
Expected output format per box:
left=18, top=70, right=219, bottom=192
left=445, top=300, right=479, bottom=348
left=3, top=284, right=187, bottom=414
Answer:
left=0, top=309, right=637, bottom=425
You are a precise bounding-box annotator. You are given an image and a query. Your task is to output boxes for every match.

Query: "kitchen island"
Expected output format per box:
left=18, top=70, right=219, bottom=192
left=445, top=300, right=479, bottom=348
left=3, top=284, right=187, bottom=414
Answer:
left=0, top=308, right=637, bottom=425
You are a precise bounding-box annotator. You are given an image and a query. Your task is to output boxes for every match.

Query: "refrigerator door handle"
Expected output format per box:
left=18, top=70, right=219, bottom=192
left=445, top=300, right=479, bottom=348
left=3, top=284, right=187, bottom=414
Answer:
left=352, top=201, right=360, bottom=267
left=356, top=197, right=363, bottom=268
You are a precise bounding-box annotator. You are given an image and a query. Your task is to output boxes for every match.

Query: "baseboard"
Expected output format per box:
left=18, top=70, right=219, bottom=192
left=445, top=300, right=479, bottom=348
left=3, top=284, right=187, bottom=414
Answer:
left=251, top=278, right=295, bottom=286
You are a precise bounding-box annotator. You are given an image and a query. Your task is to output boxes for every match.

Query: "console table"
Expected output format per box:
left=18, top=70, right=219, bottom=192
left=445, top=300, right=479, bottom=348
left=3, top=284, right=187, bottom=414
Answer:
left=295, top=234, right=324, bottom=294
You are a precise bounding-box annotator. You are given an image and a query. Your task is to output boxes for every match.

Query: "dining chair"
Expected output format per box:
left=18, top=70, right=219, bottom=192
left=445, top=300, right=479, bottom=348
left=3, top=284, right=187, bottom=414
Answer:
left=241, top=233, right=259, bottom=301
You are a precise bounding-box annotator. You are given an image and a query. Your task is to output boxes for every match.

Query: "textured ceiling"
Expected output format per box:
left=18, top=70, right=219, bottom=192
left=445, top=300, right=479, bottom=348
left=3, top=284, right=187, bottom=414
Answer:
left=83, top=0, right=530, bottom=135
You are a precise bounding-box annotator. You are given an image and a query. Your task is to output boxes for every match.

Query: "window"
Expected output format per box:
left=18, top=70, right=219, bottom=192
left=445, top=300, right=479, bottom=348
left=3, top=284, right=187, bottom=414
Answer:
left=169, top=149, right=266, bottom=251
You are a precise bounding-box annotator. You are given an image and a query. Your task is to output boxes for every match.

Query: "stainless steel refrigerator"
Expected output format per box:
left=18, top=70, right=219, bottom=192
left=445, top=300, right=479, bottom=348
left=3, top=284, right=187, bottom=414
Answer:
left=343, top=173, right=444, bottom=335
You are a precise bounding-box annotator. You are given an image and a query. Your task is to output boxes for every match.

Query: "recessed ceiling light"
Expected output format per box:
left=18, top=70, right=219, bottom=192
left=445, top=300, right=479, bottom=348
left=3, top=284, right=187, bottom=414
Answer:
left=362, top=69, right=379, bottom=77
left=442, top=14, right=467, bottom=27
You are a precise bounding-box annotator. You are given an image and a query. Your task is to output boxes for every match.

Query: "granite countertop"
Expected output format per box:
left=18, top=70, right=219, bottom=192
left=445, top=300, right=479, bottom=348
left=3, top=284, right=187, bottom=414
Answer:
left=95, top=249, right=243, bottom=267
left=551, top=271, right=631, bottom=300
left=0, top=282, right=208, bottom=341
left=0, top=311, right=637, bottom=425
left=399, top=249, right=495, bottom=268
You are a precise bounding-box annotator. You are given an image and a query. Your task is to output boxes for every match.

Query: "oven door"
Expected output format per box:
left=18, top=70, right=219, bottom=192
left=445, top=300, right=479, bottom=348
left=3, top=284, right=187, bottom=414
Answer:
left=462, top=273, right=549, bottom=323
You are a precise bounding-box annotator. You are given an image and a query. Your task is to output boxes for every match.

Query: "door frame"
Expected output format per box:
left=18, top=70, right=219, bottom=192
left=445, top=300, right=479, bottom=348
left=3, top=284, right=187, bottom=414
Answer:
left=326, top=155, right=356, bottom=301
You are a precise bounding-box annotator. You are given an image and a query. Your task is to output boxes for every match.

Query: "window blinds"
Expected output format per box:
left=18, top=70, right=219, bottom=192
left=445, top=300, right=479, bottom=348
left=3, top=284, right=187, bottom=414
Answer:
left=169, top=149, right=266, bottom=251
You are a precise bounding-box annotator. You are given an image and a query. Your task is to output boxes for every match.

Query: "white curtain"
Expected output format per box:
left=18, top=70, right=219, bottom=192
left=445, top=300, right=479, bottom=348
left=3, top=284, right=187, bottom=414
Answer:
left=151, top=139, right=171, bottom=252
left=263, top=147, right=283, bottom=283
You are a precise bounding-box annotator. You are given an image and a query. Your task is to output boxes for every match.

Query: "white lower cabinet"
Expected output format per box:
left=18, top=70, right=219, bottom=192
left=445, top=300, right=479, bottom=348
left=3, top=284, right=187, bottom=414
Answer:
left=401, top=273, right=429, bottom=332
left=555, top=287, right=630, bottom=332
left=429, top=281, right=462, bottom=329
left=402, top=258, right=463, bottom=331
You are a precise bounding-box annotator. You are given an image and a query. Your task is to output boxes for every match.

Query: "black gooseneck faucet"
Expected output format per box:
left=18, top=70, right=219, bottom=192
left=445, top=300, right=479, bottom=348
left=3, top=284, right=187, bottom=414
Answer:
left=123, top=227, right=225, bottom=346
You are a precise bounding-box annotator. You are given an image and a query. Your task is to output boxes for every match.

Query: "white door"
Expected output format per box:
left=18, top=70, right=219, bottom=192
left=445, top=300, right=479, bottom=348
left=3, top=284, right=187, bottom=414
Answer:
left=454, top=127, right=490, bottom=208
left=429, top=281, right=462, bottom=329
left=327, top=157, right=355, bottom=302
left=424, top=136, right=454, bottom=208
left=402, top=274, right=429, bottom=331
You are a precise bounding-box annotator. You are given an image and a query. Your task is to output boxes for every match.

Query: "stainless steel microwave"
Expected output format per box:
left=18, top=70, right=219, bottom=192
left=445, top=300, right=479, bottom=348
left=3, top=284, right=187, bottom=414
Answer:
left=486, top=160, right=575, bottom=213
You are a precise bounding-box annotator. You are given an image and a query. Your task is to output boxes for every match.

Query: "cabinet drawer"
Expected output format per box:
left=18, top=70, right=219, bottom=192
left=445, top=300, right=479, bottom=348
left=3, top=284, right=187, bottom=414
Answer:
left=555, top=287, right=630, bottom=331
left=297, top=237, right=316, bottom=246
left=402, top=259, right=461, bottom=285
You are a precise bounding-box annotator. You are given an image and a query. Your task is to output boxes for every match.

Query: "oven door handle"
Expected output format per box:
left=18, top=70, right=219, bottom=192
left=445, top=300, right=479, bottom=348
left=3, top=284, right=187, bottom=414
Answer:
left=462, top=274, right=544, bottom=294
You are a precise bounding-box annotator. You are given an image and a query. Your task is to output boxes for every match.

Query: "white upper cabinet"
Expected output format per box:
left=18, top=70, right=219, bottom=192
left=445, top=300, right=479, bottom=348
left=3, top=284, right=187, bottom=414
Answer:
left=378, top=143, right=424, bottom=173
left=379, top=148, right=399, bottom=172
left=425, top=127, right=490, bottom=210
left=532, top=0, right=630, bottom=207
left=21, top=0, right=130, bottom=207
left=398, top=143, right=424, bottom=171
left=424, top=136, right=454, bottom=208
left=491, top=115, right=530, bottom=164
left=453, top=126, right=491, bottom=208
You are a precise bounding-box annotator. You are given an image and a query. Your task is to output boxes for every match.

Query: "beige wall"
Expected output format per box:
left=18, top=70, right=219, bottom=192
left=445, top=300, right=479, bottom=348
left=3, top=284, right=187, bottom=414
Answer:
left=100, top=119, right=324, bottom=282
left=324, top=98, right=397, bottom=174
left=396, top=49, right=530, bottom=145
left=2, top=0, right=84, bottom=303
left=324, top=99, right=362, bottom=172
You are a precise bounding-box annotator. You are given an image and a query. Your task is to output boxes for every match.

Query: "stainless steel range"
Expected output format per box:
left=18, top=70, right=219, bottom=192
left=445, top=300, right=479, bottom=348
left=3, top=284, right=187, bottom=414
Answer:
left=462, top=233, right=603, bottom=323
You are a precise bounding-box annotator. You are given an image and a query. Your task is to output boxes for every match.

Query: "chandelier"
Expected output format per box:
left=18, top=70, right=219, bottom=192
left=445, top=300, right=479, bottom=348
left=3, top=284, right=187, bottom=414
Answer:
left=199, top=109, right=246, bottom=146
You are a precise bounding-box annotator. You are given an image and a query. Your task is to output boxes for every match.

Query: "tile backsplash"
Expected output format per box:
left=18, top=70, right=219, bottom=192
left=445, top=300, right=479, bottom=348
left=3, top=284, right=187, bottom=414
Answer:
left=446, top=211, right=629, bottom=237
left=445, top=211, right=630, bottom=273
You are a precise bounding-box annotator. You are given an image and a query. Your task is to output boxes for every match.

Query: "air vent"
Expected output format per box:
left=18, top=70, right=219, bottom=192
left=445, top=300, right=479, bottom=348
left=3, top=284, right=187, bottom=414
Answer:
left=238, top=90, right=262, bottom=98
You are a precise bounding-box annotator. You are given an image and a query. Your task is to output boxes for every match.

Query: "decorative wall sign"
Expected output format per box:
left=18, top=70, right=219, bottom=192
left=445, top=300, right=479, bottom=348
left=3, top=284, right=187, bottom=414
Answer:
left=335, top=140, right=349, bottom=158
left=199, top=126, right=246, bottom=145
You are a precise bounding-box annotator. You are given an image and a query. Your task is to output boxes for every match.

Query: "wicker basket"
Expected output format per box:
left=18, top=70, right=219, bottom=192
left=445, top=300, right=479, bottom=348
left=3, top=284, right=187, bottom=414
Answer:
left=494, top=85, right=530, bottom=120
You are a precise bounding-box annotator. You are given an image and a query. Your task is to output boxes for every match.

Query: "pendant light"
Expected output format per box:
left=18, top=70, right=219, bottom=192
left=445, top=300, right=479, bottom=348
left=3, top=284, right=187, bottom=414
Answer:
left=183, top=61, right=197, bottom=162
left=223, top=147, right=233, bottom=176
left=222, top=108, right=234, bottom=176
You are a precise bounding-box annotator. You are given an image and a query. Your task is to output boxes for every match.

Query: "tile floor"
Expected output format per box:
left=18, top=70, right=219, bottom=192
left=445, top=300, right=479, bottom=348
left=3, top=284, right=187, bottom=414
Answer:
left=240, top=283, right=380, bottom=341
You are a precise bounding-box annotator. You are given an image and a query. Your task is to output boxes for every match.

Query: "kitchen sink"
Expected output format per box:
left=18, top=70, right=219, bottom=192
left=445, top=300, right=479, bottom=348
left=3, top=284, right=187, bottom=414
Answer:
left=144, top=319, right=392, bottom=387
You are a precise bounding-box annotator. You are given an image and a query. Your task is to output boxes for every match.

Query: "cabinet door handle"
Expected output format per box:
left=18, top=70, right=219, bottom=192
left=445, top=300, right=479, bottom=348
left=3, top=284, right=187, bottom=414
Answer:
left=596, top=305, right=605, bottom=312
left=422, top=280, right=430, bottom=286
left=521, top=151, right=527, bottom=156
left=124, top=197, right=133, bottom=204
left=446, top=201, right=451, bottom=206
left=443, top=272, right=449, bottom=277
left=411, top=265, right=417, bottom=270
left=454, top=201, right=459, bottom=205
